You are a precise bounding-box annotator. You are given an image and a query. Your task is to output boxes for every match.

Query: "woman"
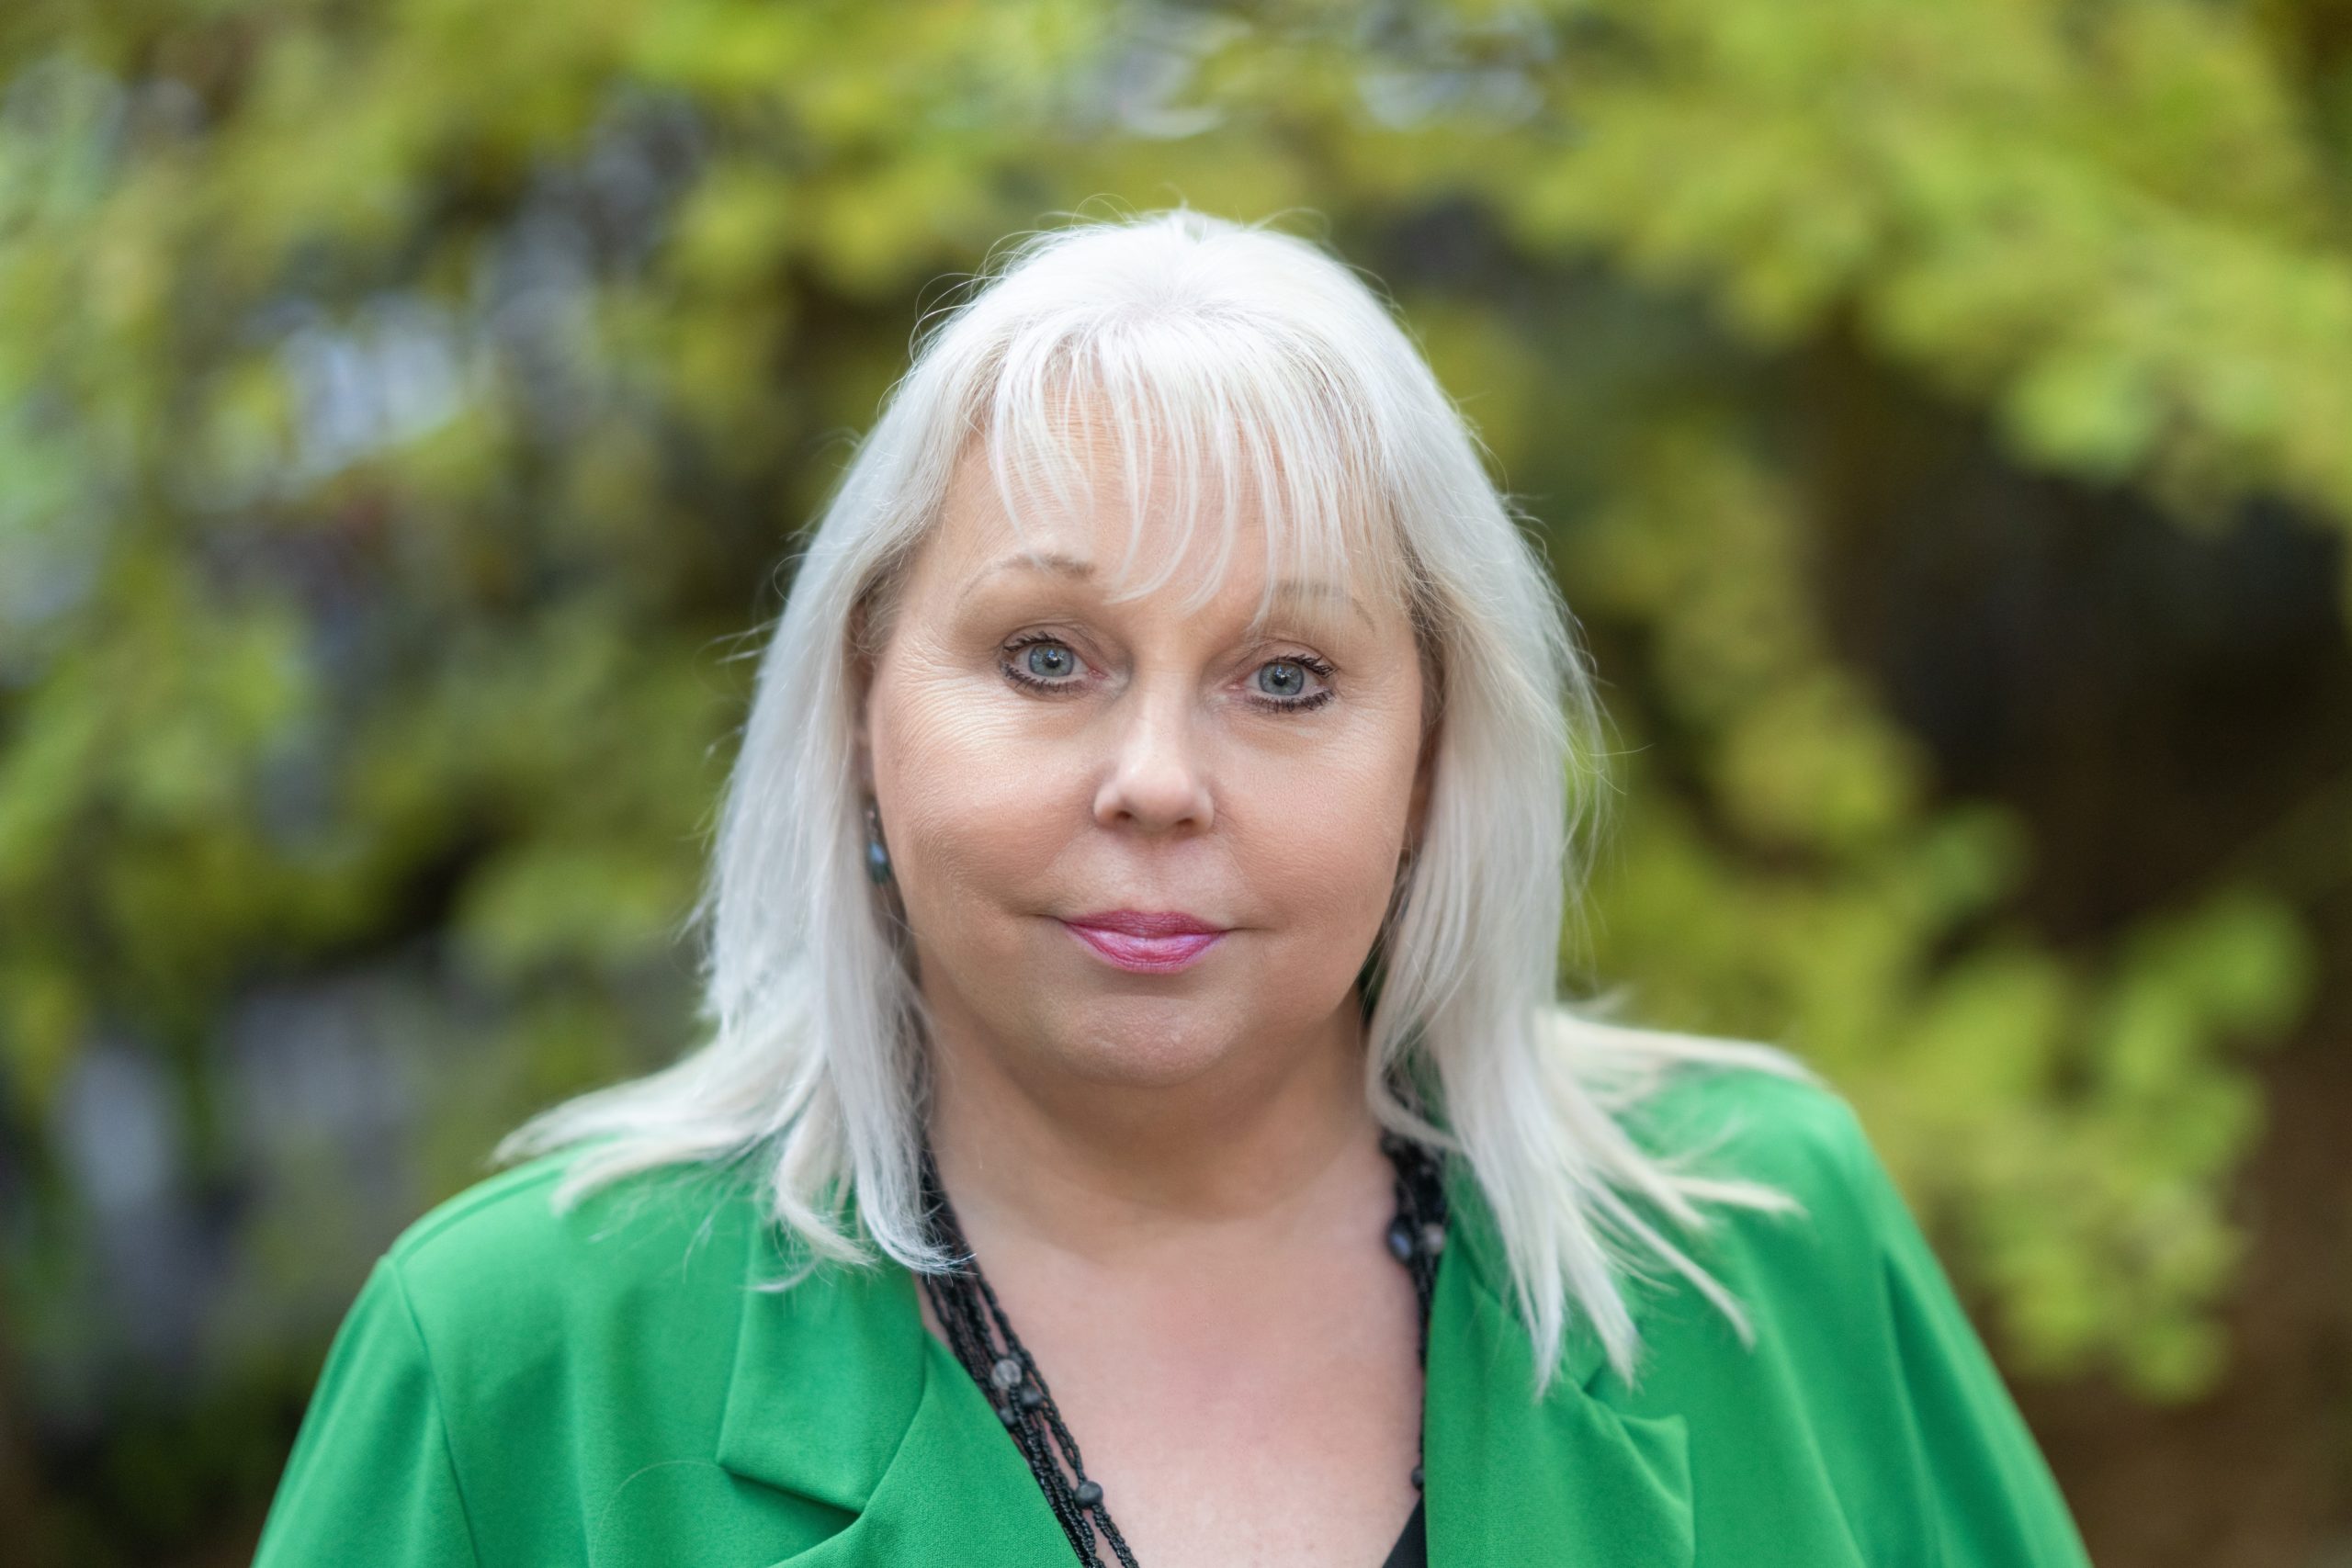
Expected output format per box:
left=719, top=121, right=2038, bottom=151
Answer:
left=252, top=208, right=2095, bottom=1567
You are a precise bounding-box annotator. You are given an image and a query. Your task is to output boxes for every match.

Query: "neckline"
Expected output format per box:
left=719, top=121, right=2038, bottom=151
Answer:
left=910, top=1130, right=1451, bottom=1566
left=1381, top=1496, right=1428, bottom=1568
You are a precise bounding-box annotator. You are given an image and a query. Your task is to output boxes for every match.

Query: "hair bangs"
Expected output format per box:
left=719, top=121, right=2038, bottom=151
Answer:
left=972, top=303, right=1409, bottom=642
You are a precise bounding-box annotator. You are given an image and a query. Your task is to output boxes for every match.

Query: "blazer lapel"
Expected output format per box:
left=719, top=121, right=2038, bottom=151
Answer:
left=1424, top=1159, right=1697, bottom=1566
left=714, top=1205, right=1079, bottom=1565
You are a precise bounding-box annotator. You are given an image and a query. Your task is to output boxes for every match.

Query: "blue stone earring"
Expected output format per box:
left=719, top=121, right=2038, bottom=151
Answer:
left=864, top=799, right=894, bottom=886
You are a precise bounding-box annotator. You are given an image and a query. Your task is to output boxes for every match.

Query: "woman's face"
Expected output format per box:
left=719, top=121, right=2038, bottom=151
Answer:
left=858, top=426, right=1430, bottom=1100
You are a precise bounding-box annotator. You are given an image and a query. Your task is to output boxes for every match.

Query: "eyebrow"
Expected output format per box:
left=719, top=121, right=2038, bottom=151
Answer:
left=967, top=552, right=1371, bottom=628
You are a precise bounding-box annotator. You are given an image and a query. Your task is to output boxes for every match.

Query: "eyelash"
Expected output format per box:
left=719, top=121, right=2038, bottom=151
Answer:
left=999, top=634, right=1339, bottom=716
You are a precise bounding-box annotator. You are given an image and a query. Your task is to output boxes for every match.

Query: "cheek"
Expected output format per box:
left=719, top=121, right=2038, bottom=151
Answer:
left=1238, top=749, right=1413, bottom=925
left=869, top=673, right=1079, bottom=906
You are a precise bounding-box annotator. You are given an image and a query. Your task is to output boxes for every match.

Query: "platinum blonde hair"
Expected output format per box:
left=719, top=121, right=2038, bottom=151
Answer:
left=494, top=205, right=1821, bottom=1395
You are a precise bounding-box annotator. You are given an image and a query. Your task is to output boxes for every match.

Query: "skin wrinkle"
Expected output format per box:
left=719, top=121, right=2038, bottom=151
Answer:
left=849, top=415, right=1437, bottom=1568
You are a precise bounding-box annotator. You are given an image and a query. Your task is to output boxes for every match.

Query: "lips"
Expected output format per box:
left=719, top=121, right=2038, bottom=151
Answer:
left=1057, top=910, right=1229, bottom=974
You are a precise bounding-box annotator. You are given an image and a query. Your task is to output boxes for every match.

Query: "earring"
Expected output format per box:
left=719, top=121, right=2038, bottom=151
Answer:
left=865, top=799, right=894, bottom=886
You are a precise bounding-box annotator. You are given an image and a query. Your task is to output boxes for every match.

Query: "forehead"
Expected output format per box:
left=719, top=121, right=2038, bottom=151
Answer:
left=925, top=392, right=1403, bottom=630
left=950, top=545, right=1376, bottom=638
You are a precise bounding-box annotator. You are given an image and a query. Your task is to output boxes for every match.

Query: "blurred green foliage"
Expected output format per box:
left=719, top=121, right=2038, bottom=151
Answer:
left=1, top=0, right=2347, bottom=1562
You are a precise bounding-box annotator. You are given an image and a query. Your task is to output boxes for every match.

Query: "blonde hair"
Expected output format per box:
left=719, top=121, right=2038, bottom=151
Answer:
left=493, top=204, right=1821, bottom=1395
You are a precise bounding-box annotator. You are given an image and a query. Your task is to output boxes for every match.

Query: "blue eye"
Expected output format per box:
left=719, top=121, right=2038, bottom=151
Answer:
left=1023, top=643, right=1077, bottom=681
left=997, top=636, right=1337, bottom=716
left=997, top=635, right=1089, bottom=694
left=1247, top=653, right=1336, bottom=713
left=1259, top=660, right=1310, bottom=699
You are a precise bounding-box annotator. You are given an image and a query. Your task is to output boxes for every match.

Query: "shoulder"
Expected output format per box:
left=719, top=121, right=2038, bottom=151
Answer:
left=1544, top=1008, right=1879, bottom=1211
left=390, top=1145, right=753, bottom=1295
left=1611, top=1058, right=1895, bottom=1280
left=390, top=1145, right=748, bottom=1272
left=1570, top=1058, right=1925, bottom=1433
left=264, top=1154, right=787, bottom=1562
left=378, top=1146, right=762, bottom=1410
left=1624, top=1058, right=1874, bottom=1191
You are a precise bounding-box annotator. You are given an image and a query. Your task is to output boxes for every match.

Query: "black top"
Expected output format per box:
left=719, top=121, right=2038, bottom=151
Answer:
left=1382, top=1498, right=1428, bottom=1568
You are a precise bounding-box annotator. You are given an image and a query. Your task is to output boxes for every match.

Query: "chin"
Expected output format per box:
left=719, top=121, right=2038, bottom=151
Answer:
left=1040, top=1010, right=1243, bottom=1089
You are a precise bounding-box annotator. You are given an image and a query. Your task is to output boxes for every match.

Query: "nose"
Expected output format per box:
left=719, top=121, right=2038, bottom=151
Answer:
left=1092, top=677, right=1215, bottom=832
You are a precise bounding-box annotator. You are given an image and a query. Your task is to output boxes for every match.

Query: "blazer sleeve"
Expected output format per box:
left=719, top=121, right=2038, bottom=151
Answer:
left=1839, top=1115, right=2097, bottom=1568
left=252, top=1252, right=482, bottom=1568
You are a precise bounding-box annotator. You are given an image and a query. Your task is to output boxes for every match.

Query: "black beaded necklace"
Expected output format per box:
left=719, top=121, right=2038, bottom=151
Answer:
left=915, top=1130, right=1451, bottom=1568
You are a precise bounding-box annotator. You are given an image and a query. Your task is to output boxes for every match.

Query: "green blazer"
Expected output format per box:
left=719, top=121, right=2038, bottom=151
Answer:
left=252, top=1066, right=2095, bottom=1565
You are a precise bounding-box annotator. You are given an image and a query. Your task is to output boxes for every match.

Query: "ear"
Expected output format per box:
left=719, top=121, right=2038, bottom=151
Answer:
left=1403, top=716, right=1438, bottom=859
left=853, top=697, right=876, bottom=795
left=847, top=597, right=879, bottom=795
left=1399, top=615, right=1442, bottom=860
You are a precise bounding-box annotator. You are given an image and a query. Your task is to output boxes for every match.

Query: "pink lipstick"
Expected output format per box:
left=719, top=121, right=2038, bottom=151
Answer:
left=1057, top=910, right=1229, bottom=974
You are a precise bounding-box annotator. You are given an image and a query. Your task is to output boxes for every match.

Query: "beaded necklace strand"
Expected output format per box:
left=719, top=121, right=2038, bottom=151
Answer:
left=915, top=1131, right=1451, bottom=1568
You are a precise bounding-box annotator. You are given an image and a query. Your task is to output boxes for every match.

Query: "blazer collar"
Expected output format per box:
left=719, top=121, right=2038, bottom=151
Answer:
left=715, top=1157, right=1693, bottom=1566
left=1426, top=1164, right=1696, bottom=1565
left=712, top=1194, right=1102, bottom=1563
left=712, top=1210, right=932, bottom=1518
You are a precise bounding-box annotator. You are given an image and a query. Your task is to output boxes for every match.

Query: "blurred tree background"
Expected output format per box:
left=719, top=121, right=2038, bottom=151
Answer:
left=1, top=0, right=2346, bottom=1562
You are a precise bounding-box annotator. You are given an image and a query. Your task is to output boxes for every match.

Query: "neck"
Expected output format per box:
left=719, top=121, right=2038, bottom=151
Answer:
left=920, top=1001, right=1383, bottom=1269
